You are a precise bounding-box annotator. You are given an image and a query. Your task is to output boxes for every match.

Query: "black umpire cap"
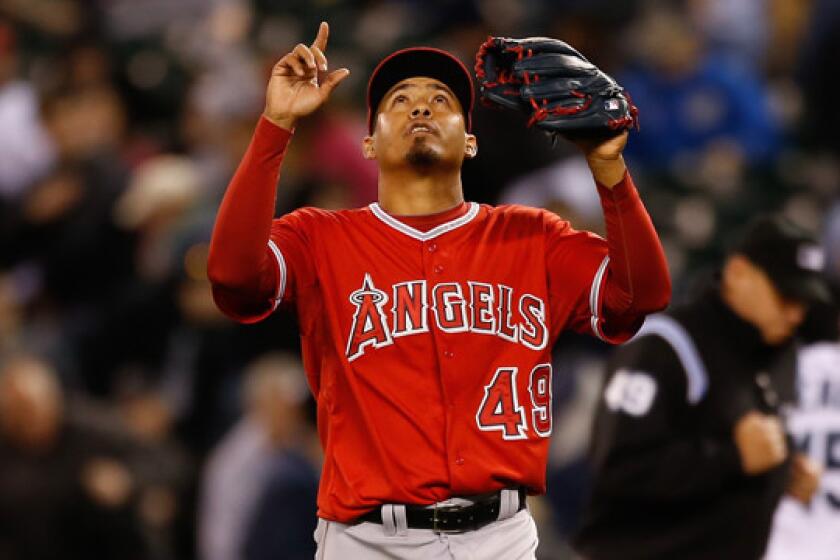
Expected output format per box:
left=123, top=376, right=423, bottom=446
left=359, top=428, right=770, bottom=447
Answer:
left=733, top=215, right=831, bottom=304
left=366, top=47, right=474, bottom=134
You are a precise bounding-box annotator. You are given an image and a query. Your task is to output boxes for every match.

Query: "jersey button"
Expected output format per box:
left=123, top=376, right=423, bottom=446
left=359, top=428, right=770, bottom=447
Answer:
left=455, top=457, right=465, bottom=466
left=427, top=242, right=438, bottom=252
left=444, top=350, right=454, bottom=358
left=434, top=265, right=444, bottom=274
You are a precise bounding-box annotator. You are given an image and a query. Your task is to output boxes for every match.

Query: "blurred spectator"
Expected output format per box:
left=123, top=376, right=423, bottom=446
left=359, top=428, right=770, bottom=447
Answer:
left=0, top=0, right=82, bottom=40
left=114, top=155, right=201, bottom=281
left=0, top=20, right=56, bottom=199
left=766, top=296, right=840, bottom=560
left=0, top=354, right=146, bottom=560
left=117, top=384, right=195, bottom=560
left=1, top=77, right=136, bottom=334
left=198, top=352, right=318, bottom=560
left=620, top=7, right=780, bottom=176
left=156, top=238, right=303, bottom=454
left=688, top=0, right=770, bottom=66
left=56, top=154, right=200, bottom=395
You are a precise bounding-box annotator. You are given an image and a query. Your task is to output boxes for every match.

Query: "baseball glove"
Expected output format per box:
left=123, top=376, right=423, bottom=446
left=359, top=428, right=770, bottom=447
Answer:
left=474, top=36, right=638, bottom=140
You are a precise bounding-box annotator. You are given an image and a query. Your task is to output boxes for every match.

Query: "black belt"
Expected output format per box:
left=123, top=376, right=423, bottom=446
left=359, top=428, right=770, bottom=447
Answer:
left=355, top=488, right=527, bottom=533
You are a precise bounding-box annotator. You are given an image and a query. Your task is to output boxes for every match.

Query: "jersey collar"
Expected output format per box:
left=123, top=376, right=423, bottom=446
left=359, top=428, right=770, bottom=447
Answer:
left=368, top=202, right=480, bottom=241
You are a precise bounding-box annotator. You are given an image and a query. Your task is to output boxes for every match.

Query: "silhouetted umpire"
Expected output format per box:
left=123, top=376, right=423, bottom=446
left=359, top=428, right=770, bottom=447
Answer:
left=574, top=216, right=831, bottom=560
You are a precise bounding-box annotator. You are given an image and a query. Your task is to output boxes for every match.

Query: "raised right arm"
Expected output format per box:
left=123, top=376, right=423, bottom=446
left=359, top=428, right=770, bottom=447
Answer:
left=206, top=21, right=348, bottom=321
left=206, top=118, right=292, bottom=320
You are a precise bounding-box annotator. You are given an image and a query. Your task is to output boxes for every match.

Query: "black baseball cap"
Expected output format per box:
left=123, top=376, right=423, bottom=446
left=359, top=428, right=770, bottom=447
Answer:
left=733, top=215, right=831, bottom=304
left=366, top=47, right=474, bottom=134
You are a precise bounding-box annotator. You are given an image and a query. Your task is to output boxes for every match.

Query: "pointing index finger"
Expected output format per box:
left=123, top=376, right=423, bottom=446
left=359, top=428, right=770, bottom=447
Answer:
left=312, top=21, right=329, bottom=52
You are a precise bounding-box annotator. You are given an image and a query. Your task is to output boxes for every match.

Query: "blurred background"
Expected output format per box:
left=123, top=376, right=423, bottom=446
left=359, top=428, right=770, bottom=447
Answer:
left=0, top=0, right=838, bottom=558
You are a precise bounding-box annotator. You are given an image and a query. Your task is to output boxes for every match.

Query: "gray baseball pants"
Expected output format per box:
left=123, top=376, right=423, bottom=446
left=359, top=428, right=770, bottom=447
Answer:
left=314, top=491, right=538, bottom=559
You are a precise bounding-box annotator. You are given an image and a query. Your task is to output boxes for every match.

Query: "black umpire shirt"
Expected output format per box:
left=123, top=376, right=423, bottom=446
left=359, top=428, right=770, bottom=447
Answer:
left=573, top=286, right=796, bottom=560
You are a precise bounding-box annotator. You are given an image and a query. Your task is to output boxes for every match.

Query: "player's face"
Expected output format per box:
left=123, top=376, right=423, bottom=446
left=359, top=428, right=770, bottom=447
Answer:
left=723, top=256, right=808, bottom=345
left=365, top=77, right=476, bottom=170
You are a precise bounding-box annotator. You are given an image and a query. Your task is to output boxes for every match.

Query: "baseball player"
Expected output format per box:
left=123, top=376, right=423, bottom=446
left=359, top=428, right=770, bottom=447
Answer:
left=766, top=308, right=840, bottom=560
left=207, top=22, right=670, bottom=559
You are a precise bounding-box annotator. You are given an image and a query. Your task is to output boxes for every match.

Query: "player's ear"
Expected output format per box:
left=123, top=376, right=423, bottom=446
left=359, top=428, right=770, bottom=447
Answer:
left=464, top=134, right=478, bottom=159
left=362, top=136, right=376, bottom=160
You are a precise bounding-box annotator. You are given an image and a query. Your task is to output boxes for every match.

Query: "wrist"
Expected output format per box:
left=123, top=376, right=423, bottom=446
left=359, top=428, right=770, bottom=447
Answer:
left=262, top=112, right=297, bottom=132
left=588, top=155, right=627, bottom=189
left=586, top=151, right=623, bottom=163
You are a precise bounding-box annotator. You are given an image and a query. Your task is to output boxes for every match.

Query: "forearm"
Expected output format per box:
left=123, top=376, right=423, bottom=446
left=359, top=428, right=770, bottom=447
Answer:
left=207, top=117, right=292, bottom=294
left=596, top=171, right=671, bottom=317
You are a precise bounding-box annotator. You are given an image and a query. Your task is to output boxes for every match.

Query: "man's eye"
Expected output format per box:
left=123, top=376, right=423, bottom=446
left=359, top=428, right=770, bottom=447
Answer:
left=394, top=95, right=408, bottom=104
left=434, top=95, right=448, bottom=104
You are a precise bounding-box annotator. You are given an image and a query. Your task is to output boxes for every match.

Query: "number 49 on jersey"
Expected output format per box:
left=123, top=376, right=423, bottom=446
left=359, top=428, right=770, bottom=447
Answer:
left=476, top=364, right=553, bottom=440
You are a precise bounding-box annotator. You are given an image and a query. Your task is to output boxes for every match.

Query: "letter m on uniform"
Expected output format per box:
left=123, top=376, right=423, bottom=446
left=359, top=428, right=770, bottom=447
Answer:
left=346, top=274, right=394, bottom=362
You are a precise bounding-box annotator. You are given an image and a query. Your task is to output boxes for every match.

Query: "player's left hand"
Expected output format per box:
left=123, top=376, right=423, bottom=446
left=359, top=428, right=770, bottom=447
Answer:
left=573, top=130, right=629, bottom=162
left=786, top=453, right=822, bottom=505
left=574, top=131, right=629, bottom=188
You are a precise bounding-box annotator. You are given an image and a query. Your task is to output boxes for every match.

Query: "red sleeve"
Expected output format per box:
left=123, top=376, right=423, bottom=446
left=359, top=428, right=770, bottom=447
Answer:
left=207, top=116, right=312, bottom=323
left=546, top=171, right=670, bottom=343
left=545, top=214, right=612, bottom=338
left=267, top=211, right=318, bottom=305
left=594, top=171, right=671, bottom=341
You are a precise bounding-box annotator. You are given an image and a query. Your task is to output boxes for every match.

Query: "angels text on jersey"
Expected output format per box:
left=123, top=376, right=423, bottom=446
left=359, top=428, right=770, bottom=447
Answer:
left=345, top=274, right=548, bottom=362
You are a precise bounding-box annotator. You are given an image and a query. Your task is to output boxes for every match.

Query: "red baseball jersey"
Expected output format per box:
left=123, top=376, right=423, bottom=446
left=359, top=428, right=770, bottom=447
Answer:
left=208, top=117, right=671, bottom=523
left=225, top=201, right=634, bottom=522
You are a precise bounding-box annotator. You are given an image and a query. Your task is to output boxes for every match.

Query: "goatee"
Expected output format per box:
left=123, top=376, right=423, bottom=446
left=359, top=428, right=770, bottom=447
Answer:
left=406, top=140, right=440, bottom=168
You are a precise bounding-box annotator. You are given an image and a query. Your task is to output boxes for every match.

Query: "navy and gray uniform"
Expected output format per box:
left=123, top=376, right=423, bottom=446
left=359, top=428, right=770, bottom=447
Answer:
left=573, top=286, right=796, bottom=560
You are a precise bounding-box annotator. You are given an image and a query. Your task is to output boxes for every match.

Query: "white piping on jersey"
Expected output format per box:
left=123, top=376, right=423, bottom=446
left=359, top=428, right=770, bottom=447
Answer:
left=368, top=202, right=480, bottom=241
left=267, top=239, right=287, bottom=310
left=634, top=314, right=709, bottom=405
left=588, top=256, right=610, bottom=341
